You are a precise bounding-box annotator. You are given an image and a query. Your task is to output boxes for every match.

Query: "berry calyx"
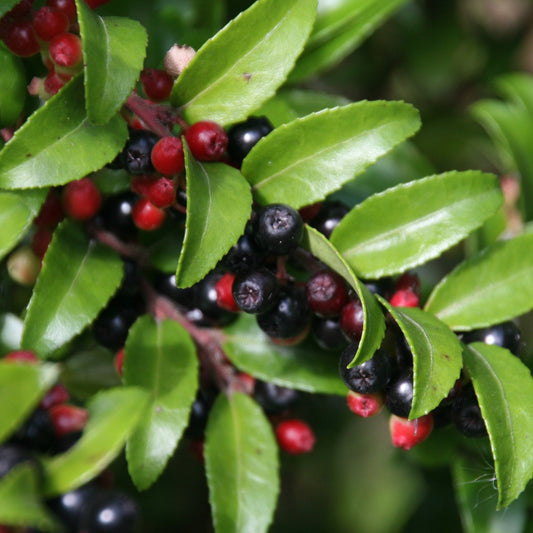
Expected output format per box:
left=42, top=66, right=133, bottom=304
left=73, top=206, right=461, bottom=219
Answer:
left=339, top=346, right=392, bottom=394
left=275, top=419, right=315, bottom=454
left=226, top=116, right=274, bottom=165
left=185, top=121, right=228, bottom=161
left=121, top=130, right=159, bottom=175
left=140, top=68, right=174, bottom=102
left=49, top=32, right=82, bottom=68
left=151, top=136, right=185, bottom=175
left=146, top=177, right=175, bottom=208
left=132, top=198, right=166, bottom=231
left=389, top=414, right=433, bottom=450
left=62, top=177, right=102, bottom=220
left=32, top=6, right=69, bottom=42
left=254, top=203, right=304, bottom=255
left=306, top=270, right=349, bottom=317
left=215, top=272, right=240, bottom=313
left=232, top=268, right=279, bottom=314
left=347, top=391, right=384, bottom=417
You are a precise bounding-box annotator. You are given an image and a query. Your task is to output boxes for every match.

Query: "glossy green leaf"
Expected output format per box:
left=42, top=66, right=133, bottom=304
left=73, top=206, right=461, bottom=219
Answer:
left=205, top=392, right=279, bottom=533
left=0, top=361, right=59, bottom=444
left=0, top=77, right=128, bottom=189
left=425, top=232, right=533, bottom=330
left=22, top=221, right=123, bottom=357
left=177, top=143, right=252, bottom=288
left=243, top=101, right=421, bottom=209
left=0, top=465, right=60, bottom=531
left=0, top=46, right=25, bottom=127
left=76, top=0, right=147, bottom=124
left=463, top=343, right=533, bottom=509
left=377, top=298, right=462, bottom=419
left=331, top=171, right=503, bottom=279
left=170, top=0, right=317, bottom=125
left=0, top=189, right=46, bottom=261
left=290, top=0, right=408, bottom=82
left=223, top=314, right=345, bottom=395
left=43, top=386, right=149, bottom=497
left=301, top=225, right=385, bottom=367
left=125, top=316, right=198, bottom=491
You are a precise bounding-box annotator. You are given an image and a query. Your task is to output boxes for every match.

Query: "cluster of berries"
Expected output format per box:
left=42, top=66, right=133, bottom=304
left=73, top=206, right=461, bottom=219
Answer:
left=0, top=351, right=139, bottom=533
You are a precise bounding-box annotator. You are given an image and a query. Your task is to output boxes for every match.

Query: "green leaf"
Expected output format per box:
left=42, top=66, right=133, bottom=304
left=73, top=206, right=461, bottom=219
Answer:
left=22, top=221, right=123, bottom=357
left=242, top=101, right=421, bottom=209
left=331, top=171, right=503, bottom=279
left=170, top=0, right=317, bottom=125
left=0, top=0, right=19, bottom=18
left=376, top=299, right=462, bottom=419
left=90, top=167, right=130, bottom=195
left=0, top=77, right=128, bottom=189
left=76, top=0, right=147, bottom=124
left=463, top=343, right=533, bottom=509
left=177, top=142, right=252, bottom=288
left=125, top=316, right=198, bottom=491
left=205, top=392, right=279, bottom=533
left=0, top=361, right=59, bottom=444
left=0, top=465, right=60, bottom=531
left=43, top=386, right=149, bottom=497
left=0, top=45, right=26, bottom=127
left=0, top=189, right=46, bottom=261
left=289, top=0, right=408, bottom=82
left=223, top=314, right=345, bottom=395
left=301, top=225, right=385, bottom=367
left=424, top=233, right=533, bottom=330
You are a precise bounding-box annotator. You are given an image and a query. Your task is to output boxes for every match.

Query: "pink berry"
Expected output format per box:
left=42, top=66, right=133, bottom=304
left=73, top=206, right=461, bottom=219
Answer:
left=147, top=177, right=175, bottom=208
left=33, top=6, right=69, bottom=42
left=215, top=272, right=240, bottom=313
left=347, top=390, right=383, bottom=418
left=185, top=121, right=228, bottom=161
left=132, top=198, right=166, bottom=231
left=389, top=414, right=433, bottom=450
left=49, top=32, right=82, bottom=68
left=49, top=404, right=89, bottom=437
left=151, top=136, right=184, bottom=175
left=140, top=68, right=173, bottom=102
left=62, top=177, right=102, bottom=220
left=275, top=419, right=315, bottom=454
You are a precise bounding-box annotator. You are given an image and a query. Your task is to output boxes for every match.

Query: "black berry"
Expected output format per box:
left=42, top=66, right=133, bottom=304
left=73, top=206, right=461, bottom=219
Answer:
left=226, top=116, right=274, bottom=165
left=99, top=192, right=139, bottom=242
left=384, top=370, right=414, bottom=418
left=339, top=346, right=392, bottom=394
left=221, top=232, right=266, bottom=274
left=310, top=200, right=350, bottom=238
left=0, top=444, right=38, bottom=480
left=47, top=483, right=97, bottom=533
left=195, top=271, right=238, bottom=326
left=254, top=203, right=303, bottom=255
left=10, top=408, right=55, bottom=453
left=311, top=316, right=347, bottom=351
left=121, top=130, right=158, bottom=175
left=254, top=381, right=298, bottom=415
left=452, top=384, right=487, bottom=438
left=462, top=321, right=521, bottom=356
left=232, top=268, right=279, bottom=314
left=153, top=271, right=197, bottom=309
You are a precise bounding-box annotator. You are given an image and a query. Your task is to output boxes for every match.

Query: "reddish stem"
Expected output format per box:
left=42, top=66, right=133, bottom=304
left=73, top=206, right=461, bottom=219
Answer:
left=125, top=93, right=181, bottom=138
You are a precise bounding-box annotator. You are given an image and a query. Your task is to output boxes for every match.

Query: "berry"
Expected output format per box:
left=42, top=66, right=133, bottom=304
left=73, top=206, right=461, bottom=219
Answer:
left=140, top=68, right=173, bottom=102
left=49, top=404, right=88, bottom=437
left=311, top=316, right=347, bottom=351
left=221, top=231, right=266, bottom=274
left=254, top=381, right=298, bottom=415
left=130, top=174, right=155, bottom=197
left=254, top=203, right=304, bottom=255
left=34, top=190, right=64, bottom=228
left=452, top=384, right=487, bottom=438
left=195, top=271, right=237, bottom=326
left=347, top=391, right=384, bottom=417
left=185, top=121, right=228, bottom=161
left=462, top=321, right=521, bottom=356
left=85, top=0, right=111, bottom=8
left=232, top=268, right=279, bottom=314
left=62, top=178, right=102, bottom=220
left=389, top=288, right=419, bottom=308
left=7, top=245, right=40, bottom=286
left=48, top=484, right=97, bottom=533
left=389, top=414, right=433, bottom=450
left=40, top=383, right=70, bottom=410
left=49, top=32, right=82, bottom=68
left=44, top=70, right=66, bottom=96
left=364, top=277, right=394, bottom=299
left=114, top=347, right=125, bottom=376
left=214, top=272, right=240, bottom=313
left=146, top=177, right=175, bottom=208
left=275, top=419, right=315, bottom=454
left=256, top=286, right=310, bottom=340
left=11, top=408, right=55, bottom=452
left=32, top=6, right=69, bottom=42
left=226, top=116, right=274, bottom=165
left=153, top=271, right=196, bottom=308
left=339, top=346, right=392, bottom=394
left=385, top=370, right=414, bottom=418
left=78, top=490, right=139, bottom=533
left=186, top=389, right=216, bottom=438
left=0, top=445, right=38, bottom=480
left=46, top=0, right=77, bottom=23
left=310, top=200, right=349, bottom=238
left=306, top=270, right=349, bottom=317
left=121, top=130, right=158, bottom=175
left=4, top=350, right=39, bottom=363
left=132, top=198, right=165, bottom=231
left=339, top=298, right=365, bottom=342
left=150, top=136, right=184, bottom=175
left=100, top=192, right=139, bottom=241
left=3, top=20, right=40, bottom=57
left=298, top=202, right=322, bottom=223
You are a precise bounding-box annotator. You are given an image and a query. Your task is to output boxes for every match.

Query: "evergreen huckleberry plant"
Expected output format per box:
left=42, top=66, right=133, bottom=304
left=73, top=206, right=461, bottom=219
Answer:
left=1, top=0, right=533, bottom=531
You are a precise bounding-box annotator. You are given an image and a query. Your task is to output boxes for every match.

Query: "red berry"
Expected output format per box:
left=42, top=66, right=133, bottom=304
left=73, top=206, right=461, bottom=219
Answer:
left=306, top=270, right=349, bottom=317
left=275, top=419, right=315, bottom=454
left=62, top=177, right=102, bottom=220
left=3, top=350, right=39, bottom=363
left=130, top=174, right=155, bottom=197
left=389, top=289, right=419, bottom=308
left=33, top=6, right=69, bottom=41
left=347, top=391, right=383, bottom=418
left=3, top=20, right=40, bottom=57
left=189, top=438, right=205, bottom=463
left=49, top=404, right=89, bottom=437
left=389, top=413, right=433, bottom=450
left=185, top=121, right=228, bottom=161
left=299, top=202, right=322, bottom=222
left=32, top=226, right=54, bottom=259
left=132, top=198, right=166, bottom=231
left=85, top=0, right=111, bottom=8
left=34, top=190, right=64, bottom=228
left=40, top=383, right=70, bottom=410
left=395, top=272, right=420, bottom=294
left=46, top=0, right=77, bottom=23
left=215, top=272, right=240, bottom=313
left=49, top=32, right=82, bottom=68
left=44, top=69, right=66, bottom=96
left=114, top=347, right=125, bottom=376
left=151, top=136, right=184, bottom=175
left=140, top=68, right=173, bottom=102
left=147, top=177, right=175, bottom=208
left=340, top=299, right=364, bottom=341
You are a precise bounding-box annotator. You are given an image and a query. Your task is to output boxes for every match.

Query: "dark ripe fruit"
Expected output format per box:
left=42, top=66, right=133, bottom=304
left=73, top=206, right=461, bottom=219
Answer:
left=347, top=391, right=384, bottom=418
left=306, top=270, right=349, bottom=317
left=452, top=384, right=487, bottom=438
left=62, top=178, right=102, bottom=221
left=232, top=268, right=279, bottom=314
left=153, top=271, right=197, bottom=309
left=340, top=299, right=365, bottom=342
left=389, top=414, right=433, bottom=450
left=431, top=402, right=453, bottom=429
left=394, top=331, right=413, bottom=368
left=309, top=200, right=350, bottom=239
left=34, top=190, right=64, bottom=228
left=185, top=121, right=228, bottom=161
left=364, top=277, right=394, bottom=299
left=384, top=370, right=414, bottom=418
left=33, top=6, right=70, bottom=42
left=140, top=68, right=173, bottom=102
left=462, top=321, right=521, bottom=356
left=150, top=136, right=184, bottom=176
left=100, top=192, right=139, bottom=241
left=3, top=20, right=40, bottom=57
left=185, top=389, right=216, bottom=438
left=221, top=232, right=266, bottom=274
left=339, top=346, right=392, bottom=394
left=275, top=419, right=315, bottom=454
left=32, top=226, right=53, bottom=259
left=254, top=203, right=303, bottom=256
left=254, top=381, right=298, bottom=415
left=119, top=258, right=142, bottom=297
left=226, top=116, right=274, bottom=165
left=0, top=444, right=38, bottom=480
left=256, top=286, right=310, bottom=340
left=78, top=490, right=139, bottom=533
left=47, top=483, right=97, bottom=533
left=195, top=271, right=238, bottom=326
left=311, top=316, right=347, bottom=351
left=121, top=130, right=159, bottom=175
left=11, top=409, right=55, bottom=453
left=132, top=198, right=166, bottom=231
